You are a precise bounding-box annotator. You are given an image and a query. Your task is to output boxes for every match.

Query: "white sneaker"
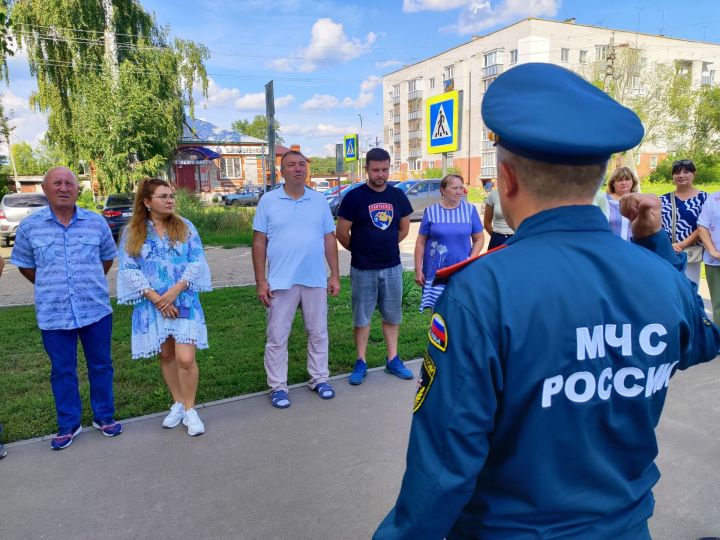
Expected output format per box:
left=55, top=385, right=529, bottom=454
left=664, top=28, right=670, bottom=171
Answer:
left=182, top=408, right=205, bottom=436
left=162, top=402, right=185, bottom=428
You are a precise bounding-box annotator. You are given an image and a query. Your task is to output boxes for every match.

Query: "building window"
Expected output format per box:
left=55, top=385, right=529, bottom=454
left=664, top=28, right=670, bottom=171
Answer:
left=429, top=77, right=435, bottom=89
left=483, top=77, right=496, bottom=92
left=484, top=49, right=501, bottom=67
left=635, top=153, right=641, bottom=165
left=561, top=48, right=570, bottom=62
left=481, top=150, right=496, bottom=177
left=579, top=50, right=588, bottom=64
left=220, top=157, right=243, bottom=179
left=650, top=156, right=657, bottom=169
left=443, top=65, right=454, bottom=81
left=595, top=45, right=608, bottom=62
left=509, top=49, right=518, bottom=64
left=408, top=79, right=417, bottom=92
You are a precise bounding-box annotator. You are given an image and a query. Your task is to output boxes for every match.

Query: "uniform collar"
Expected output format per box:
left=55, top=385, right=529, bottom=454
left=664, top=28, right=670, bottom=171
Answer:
left=506, top=205, right=611, bottom=245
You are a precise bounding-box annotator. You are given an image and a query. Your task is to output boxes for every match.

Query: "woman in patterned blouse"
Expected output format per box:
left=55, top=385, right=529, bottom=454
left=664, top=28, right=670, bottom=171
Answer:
left=117, top=178, right=212, bottom=437
left=660, top=159, right=707, bottom=285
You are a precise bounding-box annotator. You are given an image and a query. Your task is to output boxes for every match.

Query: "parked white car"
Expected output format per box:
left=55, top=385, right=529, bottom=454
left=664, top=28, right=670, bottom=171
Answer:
left=0, top=192, right=49, bottom=246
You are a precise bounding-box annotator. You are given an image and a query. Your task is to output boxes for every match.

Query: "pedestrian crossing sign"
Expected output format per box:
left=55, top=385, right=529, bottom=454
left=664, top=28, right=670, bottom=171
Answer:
left=344, top=134, right=358, bottom=162
left=426, top=90, right=459, bottom=154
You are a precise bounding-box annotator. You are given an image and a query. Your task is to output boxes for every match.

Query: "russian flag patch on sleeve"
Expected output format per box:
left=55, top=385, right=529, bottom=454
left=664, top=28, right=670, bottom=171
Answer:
left=428, top=313, right=448, bottom=352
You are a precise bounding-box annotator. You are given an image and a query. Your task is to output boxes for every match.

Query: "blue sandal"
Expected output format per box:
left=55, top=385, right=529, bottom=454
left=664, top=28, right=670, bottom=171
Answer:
left=270, top=389, right=291, bottom=409
left=314, top=382, right=336, bottom=400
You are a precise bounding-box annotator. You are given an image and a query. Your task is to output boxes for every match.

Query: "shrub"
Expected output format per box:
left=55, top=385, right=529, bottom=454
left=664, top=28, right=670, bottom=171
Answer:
left=175, top=188, right=254, bottom=240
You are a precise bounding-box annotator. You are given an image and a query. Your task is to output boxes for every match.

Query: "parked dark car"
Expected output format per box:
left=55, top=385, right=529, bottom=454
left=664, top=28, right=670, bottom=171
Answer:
left=0, top=192, right=48, bottom=246
left=98, top=193, right=135, bottom=239
left=222, top=186, right=264, bottom=207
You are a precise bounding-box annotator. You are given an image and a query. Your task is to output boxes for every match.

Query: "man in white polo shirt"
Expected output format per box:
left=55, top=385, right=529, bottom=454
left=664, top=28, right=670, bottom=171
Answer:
left=252, top=150, right=341, bottom=408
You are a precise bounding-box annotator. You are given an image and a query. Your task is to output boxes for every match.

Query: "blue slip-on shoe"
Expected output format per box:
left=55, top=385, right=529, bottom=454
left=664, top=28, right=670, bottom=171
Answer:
left=348, top=359, right=367, bottom=385
left=51, top=425, right=82, bottom=451
left=313, top=381, right=336, bottom=400
left=385, top=356, right=413, bottom=380
left=92, top=419, right=123, bottom=437
left=270, top=389, right=291, bottom=409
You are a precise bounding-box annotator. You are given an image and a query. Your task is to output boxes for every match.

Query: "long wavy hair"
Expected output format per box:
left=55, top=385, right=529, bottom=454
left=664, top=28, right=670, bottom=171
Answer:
left=124, top=178, right=188, bottom=257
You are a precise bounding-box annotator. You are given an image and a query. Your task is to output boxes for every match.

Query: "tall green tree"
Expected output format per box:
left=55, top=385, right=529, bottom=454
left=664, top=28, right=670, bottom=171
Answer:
left=232, top=115, right=283, bottom=145
left=11, top=0, right=210, bottom=192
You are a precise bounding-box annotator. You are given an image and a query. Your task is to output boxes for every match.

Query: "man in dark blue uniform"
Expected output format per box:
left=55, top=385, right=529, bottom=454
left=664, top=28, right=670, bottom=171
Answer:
left=374, top=63, right=720, bottom=539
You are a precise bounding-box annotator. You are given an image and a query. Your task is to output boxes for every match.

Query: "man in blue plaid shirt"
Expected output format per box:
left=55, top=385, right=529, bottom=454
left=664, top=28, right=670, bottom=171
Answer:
left=11, top=167, right=123, bottom=450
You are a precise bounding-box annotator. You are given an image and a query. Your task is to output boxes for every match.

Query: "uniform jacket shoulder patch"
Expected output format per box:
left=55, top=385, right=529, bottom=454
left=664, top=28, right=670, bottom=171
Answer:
left=413, top=351, right=437, bottom=413
left=428, top=313, right=448, bottom=352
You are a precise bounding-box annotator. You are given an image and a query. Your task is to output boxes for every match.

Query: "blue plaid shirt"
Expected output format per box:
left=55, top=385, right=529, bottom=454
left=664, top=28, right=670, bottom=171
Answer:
left=10, top=206, right=117, bottom=330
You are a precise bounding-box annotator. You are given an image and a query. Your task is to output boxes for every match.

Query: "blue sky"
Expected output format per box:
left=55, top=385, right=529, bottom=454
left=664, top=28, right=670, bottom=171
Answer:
left=3, top=0, right=720, bottom=157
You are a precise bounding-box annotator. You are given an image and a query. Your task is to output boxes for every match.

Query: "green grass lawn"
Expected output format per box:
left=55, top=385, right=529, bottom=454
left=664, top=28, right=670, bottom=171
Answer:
left=0, top=276, right=431, bottom=443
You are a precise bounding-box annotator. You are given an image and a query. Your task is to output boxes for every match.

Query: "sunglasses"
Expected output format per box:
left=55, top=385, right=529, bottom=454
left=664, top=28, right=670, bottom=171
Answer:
left=672, top=159, right=694, bottom=168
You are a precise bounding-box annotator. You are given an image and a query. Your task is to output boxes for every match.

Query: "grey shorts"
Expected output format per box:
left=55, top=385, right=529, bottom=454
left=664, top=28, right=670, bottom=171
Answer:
left=350, top=264, right=403, bottom=327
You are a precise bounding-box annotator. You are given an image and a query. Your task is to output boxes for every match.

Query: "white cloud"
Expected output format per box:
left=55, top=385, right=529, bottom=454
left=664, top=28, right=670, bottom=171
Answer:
left=300, top=94, right=341, bottom=111
left=283, top=123, right=356, bottom=138
left=1, top=90, right=48, bottom=146
left=376, top=60, right=403, bottom=69
left=323, top=143, right=338, bottom=156
left=446, top=0, right=560, bottom=34
left=268, top=18, right=376, bottom=73
left=205, top=78, right=241, bottom=106
left=344, top=75, right=381, bottom=109
left=300, top=75, right=381, bottom=112
left=233, top=92, right=295, bottom=111
left=403, top=0, right=469, bottom=12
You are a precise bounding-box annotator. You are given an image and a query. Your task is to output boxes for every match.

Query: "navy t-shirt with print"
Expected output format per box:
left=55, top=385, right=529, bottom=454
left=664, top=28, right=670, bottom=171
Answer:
left=338, top=184, right=413, bottom=270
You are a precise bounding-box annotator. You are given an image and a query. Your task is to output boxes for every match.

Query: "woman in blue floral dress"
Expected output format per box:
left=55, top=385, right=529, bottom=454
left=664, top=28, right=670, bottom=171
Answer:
left=118, top=178, right=212, bottom=436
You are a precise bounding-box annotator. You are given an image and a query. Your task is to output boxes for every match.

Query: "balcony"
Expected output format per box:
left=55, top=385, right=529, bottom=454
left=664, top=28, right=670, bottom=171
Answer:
left=408, top=130, right=422, bottom=140
left=482, top=140, right=494, bottom=150
left=409, top=148, right=422, bottom=158
left=482, top=64, right=502, bottom=78
left=394, top=115, right=400, bottom=124
left=392, top=95, right=400, bottom=105
left=393, top=134, right=400, bottom=144
left=408, top=110, right=422, bottom=120
left=408, top=90, right=423, bottom=101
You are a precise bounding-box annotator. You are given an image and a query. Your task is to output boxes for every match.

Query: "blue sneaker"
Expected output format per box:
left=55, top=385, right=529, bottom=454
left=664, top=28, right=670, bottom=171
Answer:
left=51, top=425, right=82, bottom=451
left=348, top=359, right=367, bottom=385
left=92, top=419, right=123, bottom=437
left=385, top=356, right=413, bottom=380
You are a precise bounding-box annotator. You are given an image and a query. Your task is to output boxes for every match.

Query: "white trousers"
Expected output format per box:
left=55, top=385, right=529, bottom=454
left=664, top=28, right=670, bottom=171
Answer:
left=264, top=285, right=329, bottom=392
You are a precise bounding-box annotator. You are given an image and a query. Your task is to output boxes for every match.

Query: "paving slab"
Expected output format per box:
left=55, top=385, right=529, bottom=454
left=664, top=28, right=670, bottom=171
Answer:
left=1, top=359, right=719, bottom=539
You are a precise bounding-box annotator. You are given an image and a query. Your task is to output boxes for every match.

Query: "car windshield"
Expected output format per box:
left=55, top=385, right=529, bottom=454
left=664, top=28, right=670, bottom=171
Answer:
left=106, top=194, right=135, bottom=206
left=395, top=181, right=419, bottom=193
left=2, top=194, right=48, bottom=207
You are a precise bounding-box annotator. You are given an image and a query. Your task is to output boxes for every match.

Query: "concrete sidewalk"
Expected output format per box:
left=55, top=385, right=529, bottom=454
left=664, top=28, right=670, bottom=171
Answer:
left=1, top=359, right=719, bottom=539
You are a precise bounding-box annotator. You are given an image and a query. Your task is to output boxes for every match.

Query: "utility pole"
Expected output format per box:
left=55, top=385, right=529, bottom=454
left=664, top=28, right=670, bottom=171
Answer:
left=266, top=81, right=276, bottom=188
left=358, top=114, right=363, bottom=182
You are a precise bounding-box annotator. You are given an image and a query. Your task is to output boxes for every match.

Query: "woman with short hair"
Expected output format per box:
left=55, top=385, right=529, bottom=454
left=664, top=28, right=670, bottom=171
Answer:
left=605, top=166, right=639, bottom=241
left=414, top=174, right=483, bottom=311
left=660, top=159, right=707, bottom=285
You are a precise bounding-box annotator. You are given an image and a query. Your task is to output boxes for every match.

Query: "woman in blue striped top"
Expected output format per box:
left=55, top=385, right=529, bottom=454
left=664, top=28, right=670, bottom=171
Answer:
left=414, top=174, right=484, bottom=311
